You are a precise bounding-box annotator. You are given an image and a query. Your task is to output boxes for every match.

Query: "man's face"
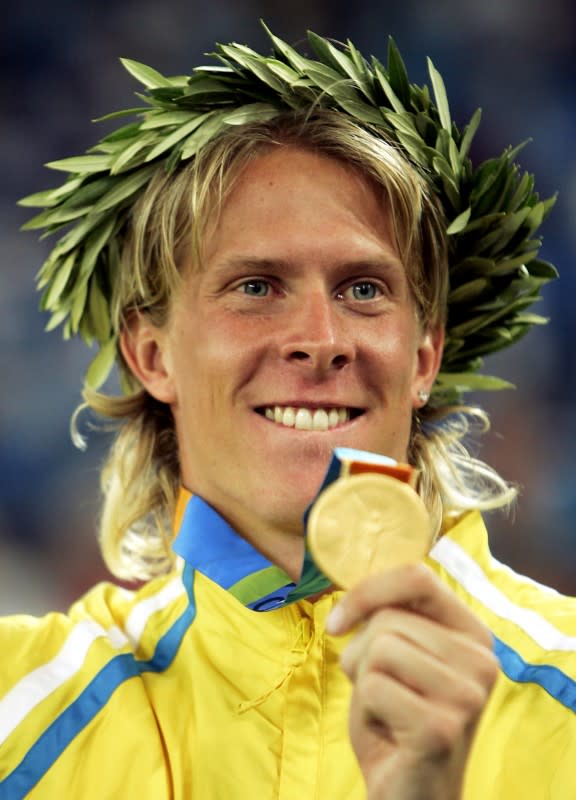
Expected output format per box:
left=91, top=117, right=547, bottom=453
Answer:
left=127, top=147, right=442, bottom=542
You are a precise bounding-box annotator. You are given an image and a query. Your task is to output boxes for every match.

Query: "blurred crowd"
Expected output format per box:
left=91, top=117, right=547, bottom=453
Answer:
left=1, top=0, right=575, bottom=614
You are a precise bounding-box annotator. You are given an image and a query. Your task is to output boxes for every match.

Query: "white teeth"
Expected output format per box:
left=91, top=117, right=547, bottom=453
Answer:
left=328, top=409, right=340, bottom=427
left=295, top=408, right=313, bottom=430
left=283, top=406, right=296, bottom=427
left=263, top=406, right=351, bottom=430
left=312, top=409, right=329, bottom=431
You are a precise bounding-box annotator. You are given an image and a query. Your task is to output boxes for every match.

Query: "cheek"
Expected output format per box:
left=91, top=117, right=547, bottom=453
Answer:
left=366, top=326, right=418, bottom=385
left=170, top=315, right=265, bottom=406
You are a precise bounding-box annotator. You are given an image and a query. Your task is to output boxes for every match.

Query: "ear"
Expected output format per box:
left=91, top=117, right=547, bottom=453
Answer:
left=413, top=323, right=444, bottom=408
left=120, top=312, right=177, bottom=404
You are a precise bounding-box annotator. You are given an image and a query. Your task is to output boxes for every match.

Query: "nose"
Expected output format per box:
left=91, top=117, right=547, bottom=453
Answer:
left=279, top=290, right=355, bottom=373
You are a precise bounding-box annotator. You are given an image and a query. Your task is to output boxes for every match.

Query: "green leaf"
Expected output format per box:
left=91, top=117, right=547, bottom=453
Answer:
left=450, top=292, right=539, bottom=337
left=218, top=45, right=287, bottom=94
left=44, top=308, right=69, bottom=332
left=100, top=122, right=143, bottom=143
left=301, top=62, right=356, bottom=100
left=458, top=108, right=482, bottom=161
left=143, top=86, right=186, bottom=106
left=78, top=216, right=117, bottom=280
left=180, top=113, right=226, bottom=159
left=21, top=204, right=92, bottom=231
left=511, top=312, right=549, bottom=326
left=381, top=109, right=419, bottom=137
left=87, top=275, right=112, bottom=342
left=78, top=313, right=95, bottom=347
left=58, top=175, right=117, bottom=208
left=183, top=74, right=237, bottom=98
left=120, top=58, right=173, bottom=89
left=346, top=39, right=373, bottom=92
left=525, top=259, right=559, bottom=280
left=392, top=130, right=432, bottom=169
left=223, top=103, right=278, bottom=125
left=386, top=38, right=411, bottom=107
left=41, top=253, right=77, bottom=308
left=338, top=99, right=384, bottom=125
left=447, top=136, right=461, bottom=175
left=45, top=155, right=112, bottom=174
left=427, top=57, right=451, bottom=131
left=460, top=212, right=506, bottom=235
left=307, top=31, right=349, bottom=76
left=143, top=115, right=209, bottom=163
left=448, top=278, right=489, bottom=304
left=265, top=60, right=302, bottom=85
left=507, top=170, right=534, bottom=213
left=475, top=208, right=532, bottom=256
left=446, top=207, right=471, bottom=235
left=489, top=250, right=540, bottom=276
left=140, top=110, right=207, bottom=130
left=69, top=280, right=89, bottom=332
left=91, top=165, right=157, bottom=214
left=110, top=131, right=158, bottom=174
left=436, top=372, right=514, bottom=391
left=85, top=337, right=117, bottom=390
left=261, top=23, right=310, bottom=73
left=307, top=31, right=368, bottom=92
left=18, top=178, right=85, bottom=208
left=371, top=57, right=405, bottom=113
left=51, top=212, right=106, bottom=256
left=92, top=107, right=150, bottom=123
left=431, top=157, right=460, bottom=208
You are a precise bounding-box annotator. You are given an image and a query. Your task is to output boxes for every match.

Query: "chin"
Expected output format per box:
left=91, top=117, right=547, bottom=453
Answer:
left=259, top=472, right=327, bottom=530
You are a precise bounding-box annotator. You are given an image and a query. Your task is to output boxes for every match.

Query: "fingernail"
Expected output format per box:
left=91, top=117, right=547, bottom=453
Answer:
left=326, top=604, right=345, bottom=635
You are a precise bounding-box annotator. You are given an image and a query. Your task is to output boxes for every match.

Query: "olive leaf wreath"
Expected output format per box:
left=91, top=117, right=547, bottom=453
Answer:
left=19, top=23, right=558, bottom=405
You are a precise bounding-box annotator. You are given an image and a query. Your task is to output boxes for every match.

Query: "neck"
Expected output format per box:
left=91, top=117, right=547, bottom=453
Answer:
left=234, top=517, right=306, bottom=583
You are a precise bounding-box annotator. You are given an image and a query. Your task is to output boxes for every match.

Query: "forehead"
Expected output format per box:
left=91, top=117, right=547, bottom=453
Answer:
left=200, top=146, right=400, bottom=270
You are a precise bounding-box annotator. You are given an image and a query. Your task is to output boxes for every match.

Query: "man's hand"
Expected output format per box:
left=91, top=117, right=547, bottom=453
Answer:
left=326, top=563, right=499, bottom=800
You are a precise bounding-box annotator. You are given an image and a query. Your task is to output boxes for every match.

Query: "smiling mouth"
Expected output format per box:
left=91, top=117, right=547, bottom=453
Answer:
left=256, top=405, right=364, bottom=431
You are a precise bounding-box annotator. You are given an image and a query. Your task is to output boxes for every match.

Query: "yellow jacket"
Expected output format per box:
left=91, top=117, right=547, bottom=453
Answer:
left=1, top=503, right=575, bottom=799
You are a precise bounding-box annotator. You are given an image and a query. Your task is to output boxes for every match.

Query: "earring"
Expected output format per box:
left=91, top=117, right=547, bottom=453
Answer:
left=417, top=389, right=429, bottom=405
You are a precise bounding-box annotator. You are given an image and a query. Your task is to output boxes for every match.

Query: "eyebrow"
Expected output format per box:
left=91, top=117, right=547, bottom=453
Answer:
left=212, top=252, right=407, bottom=277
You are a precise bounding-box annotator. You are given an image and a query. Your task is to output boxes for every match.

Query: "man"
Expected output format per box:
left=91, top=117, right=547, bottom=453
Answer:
left=2, top=27, right=575, bottom=799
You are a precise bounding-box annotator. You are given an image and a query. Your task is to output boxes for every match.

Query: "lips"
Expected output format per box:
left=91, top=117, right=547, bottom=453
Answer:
left=257, top=405, right=363, bottom=431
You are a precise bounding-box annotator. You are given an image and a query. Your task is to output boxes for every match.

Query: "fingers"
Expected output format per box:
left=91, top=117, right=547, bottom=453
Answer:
left=326, top=562, right=492, bottom=649
left=340, top=607, right=497, bottom=690
left=341, top=621, right=495, bottom=713
left=350, top=670, right=474, bottom=758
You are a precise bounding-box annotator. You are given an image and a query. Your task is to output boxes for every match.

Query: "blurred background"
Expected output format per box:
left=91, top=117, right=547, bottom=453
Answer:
left=1, top=0, right=575, bottom=614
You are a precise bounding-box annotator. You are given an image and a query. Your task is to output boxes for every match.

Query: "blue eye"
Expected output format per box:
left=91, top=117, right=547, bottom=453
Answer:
left=351, top=282, right=379, bottom=300
left=241, top=279, right=270, bottom=297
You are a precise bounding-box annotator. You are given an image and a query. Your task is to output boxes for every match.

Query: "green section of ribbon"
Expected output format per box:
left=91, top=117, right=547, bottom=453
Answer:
left=228, top=565, right=291, bottom=606
left=285, top=551, right=332, bottom=603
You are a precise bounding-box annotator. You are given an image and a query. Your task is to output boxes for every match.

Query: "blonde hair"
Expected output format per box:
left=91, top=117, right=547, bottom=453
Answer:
left=82, top=109, right=516, bottom=581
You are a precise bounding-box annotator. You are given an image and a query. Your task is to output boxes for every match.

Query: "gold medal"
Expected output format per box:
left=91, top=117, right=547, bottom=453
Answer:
left=307, top=472, right=432, bottom=589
